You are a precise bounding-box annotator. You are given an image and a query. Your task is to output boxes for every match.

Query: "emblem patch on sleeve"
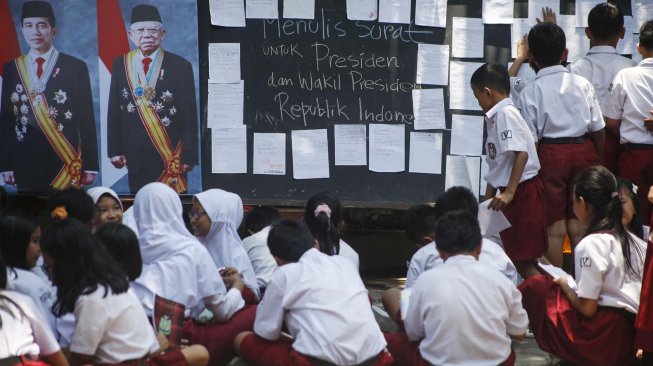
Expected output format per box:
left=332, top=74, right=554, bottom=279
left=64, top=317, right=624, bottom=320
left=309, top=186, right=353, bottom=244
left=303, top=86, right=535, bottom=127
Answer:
left=580, top=257, right=591, bottom=268
left=501, top=130, right=512, bottom=140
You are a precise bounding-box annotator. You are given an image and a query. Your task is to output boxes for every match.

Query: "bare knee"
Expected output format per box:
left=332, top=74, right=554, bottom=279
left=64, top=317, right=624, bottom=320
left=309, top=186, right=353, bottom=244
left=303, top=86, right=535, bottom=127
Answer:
left=233, top=331, right=254, bottom=356
left=548, top=220, right=567, bottom=239
left=381, top=287, right=402, bottom=315
left=181, top=345, right=209, bottom=366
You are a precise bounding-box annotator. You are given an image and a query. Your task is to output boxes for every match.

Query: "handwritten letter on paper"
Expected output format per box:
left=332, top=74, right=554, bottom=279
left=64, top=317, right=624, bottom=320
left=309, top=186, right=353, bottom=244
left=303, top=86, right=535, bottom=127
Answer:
left=369, top=124, right=405, bottom=172
left=409, top=132, right=442, bottom=174
left=212, top=127, right=247, bottom=174
left=416, top=44, right=450, bottom=85
left=412, top=89, right=445, bottom=130
left=415, top=0, right=447, bottom=27
left=208, top=43, right=240, bottom=83
left=291, top=129, right=329, bottom=179
left=335, top=124, right=367, bottom=166
left=253, top=133, right=286, bottom=175
left=209, top=0, right=246, bottom=27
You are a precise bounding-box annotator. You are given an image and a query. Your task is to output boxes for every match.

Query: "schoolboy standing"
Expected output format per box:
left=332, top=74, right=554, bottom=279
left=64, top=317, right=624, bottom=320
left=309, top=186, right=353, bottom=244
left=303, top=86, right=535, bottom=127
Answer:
left=603, top=20, right=653, bottom=225
left=516, top=22, right=605, bottom=267
left=472, top=63, right=547, bottom=279
left=385, top=210, right=528, bottom=366
left=568, top=3, right=636, bottom=175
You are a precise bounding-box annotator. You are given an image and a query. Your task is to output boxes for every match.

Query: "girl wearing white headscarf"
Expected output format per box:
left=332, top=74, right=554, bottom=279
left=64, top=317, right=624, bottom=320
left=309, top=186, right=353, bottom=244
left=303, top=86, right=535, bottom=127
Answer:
left=87, top=186, right=123, bottom=231
left=191, top=189, right=260, bottom=303
left=131, top=183, right=256, bottom=366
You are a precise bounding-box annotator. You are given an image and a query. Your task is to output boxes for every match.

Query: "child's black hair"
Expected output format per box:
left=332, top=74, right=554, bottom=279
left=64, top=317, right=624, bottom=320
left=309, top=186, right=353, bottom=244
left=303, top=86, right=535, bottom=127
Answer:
left=573, top=166, right=643, bottom=276
left=528, top=22, right=566, bottom=67
left=640, top=20, right=653, bottom=50
left=434, top=186, right=478, bottom=220
left=41, top=218, right=129, bottom=316
left=617, top=177, right=644, bottom=240
left=470, top=63, right=511, bottom=96
left=267, top=219, right=315, bottom=263
left=404, top=204, right=436, bottom=244
left=244, top=206, right=281, bottom=234
left=95, top=222, right=143, bottom=281
left=434, top=210, right=482, bottom=254
left=47, top=187, right=94, bottom=225
left=587, top=3, right=624, bottom=41
left=0, top=212, right=38, bottom=270
left=303, top=191, right=342, bottom=256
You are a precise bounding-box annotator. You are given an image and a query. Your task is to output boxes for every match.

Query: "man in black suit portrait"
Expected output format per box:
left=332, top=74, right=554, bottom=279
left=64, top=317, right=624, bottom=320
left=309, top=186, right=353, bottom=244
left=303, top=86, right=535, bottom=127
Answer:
left=107, top=4, right=198, bottom=194
left=0, top=1, right=98, bottom=193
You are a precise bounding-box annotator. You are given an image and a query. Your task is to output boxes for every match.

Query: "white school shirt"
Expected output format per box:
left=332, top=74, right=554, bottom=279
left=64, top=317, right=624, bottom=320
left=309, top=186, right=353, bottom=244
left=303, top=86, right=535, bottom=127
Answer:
left=405, top=238, right=519, bottom=288
left=131, top=243, right=244, bottom=320
left=254, top=248, right=386, bottom=365
left=574, top=233, right=647, bottom=314
left=516, top=65, right=605, bottom=140
left=339, top=239, right=360, bottom=270
left=404, top=255, right=528, bottom=366
left=0, top=290, right=60, bottom=358
left=602, top=58, right=653, bottom=145
left=484, top=98, right=540, bottom=188
left=241, top=226, right=278, bottom=289
left=6, top=267, right=56, bottom=331
left=567, top=46, right=637, bottom=105
left=509, top=76, right=532, bottom=102
left=70, top=287, right=158, bottom=364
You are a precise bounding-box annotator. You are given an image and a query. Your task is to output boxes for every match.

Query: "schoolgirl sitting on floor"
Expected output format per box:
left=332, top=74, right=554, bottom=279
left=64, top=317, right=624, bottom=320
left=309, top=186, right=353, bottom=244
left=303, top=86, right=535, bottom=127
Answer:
left=519, top=165, right=646, bottom=365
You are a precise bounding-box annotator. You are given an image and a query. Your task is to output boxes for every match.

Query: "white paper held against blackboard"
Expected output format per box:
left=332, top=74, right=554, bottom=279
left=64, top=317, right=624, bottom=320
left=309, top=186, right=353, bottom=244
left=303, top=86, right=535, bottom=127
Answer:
left=412, top=88, right=445, bottom=130
left=212, top=127, right=247, bottom=173
left=291, top=129, right=329, bottom=179
left=409, top=132, right=442, bottom=174
left=449, top=61, right=484, bottom=111
left=415, top=0, right=447, bottom=27
left=369, top=124, right=405, bottom=172
left=208, top=43, right=240, bottom=83
left=209, top=0, right=246, bottom=27
left=334, top=124, right=367, bottom=166
left=451, top=114, right=484, bottom=156
left=416, top=44, right=450, bottom=85
left=379, top=0, right=411, bottom=24
left=246, top=0, right=278, bottom=19
left=207, top=81, right=244, bottom=128
left=452, top=17, right=485, bottom=58
left=253, top=133, right=286, bottom=175
left=346, top=0, right=377, bottom=21
left=482, top=0, right=514, bottom=24
left=284, top=0, right=315, bottom=19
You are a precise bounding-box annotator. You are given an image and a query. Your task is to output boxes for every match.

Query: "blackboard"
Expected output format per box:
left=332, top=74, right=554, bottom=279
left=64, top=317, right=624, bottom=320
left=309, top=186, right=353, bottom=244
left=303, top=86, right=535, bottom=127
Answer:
left=198, top=0, right=631, bottom=207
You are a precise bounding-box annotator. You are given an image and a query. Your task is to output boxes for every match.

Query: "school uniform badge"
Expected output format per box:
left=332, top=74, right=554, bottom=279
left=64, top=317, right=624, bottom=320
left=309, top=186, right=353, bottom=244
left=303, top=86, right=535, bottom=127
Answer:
left=501, top=130, right=512, bottom=140
left=580, top=257, right=591, bottom=267
left=488, top=142, right=496, bottom=159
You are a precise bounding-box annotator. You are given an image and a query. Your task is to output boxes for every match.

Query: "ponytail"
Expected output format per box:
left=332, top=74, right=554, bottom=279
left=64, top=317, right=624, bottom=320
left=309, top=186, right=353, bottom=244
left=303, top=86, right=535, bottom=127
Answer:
left=574, top=166, right=643, bottom=276
left=304, top=192, right=343, bottom=256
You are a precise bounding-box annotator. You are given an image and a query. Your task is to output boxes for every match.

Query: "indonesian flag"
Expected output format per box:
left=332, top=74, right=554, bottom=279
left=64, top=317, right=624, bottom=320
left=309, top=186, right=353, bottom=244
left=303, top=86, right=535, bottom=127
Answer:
left=97, top=0, right=130, bottom=187
left=0, top=0, right=21, bottom=113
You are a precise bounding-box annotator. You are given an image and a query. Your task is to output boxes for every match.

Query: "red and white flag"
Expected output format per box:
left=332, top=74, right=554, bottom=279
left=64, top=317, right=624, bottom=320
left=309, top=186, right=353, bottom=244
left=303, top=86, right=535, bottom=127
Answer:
left=0, top=0, right=21, bottom=113
left=97, top=0, right=130, bottom=187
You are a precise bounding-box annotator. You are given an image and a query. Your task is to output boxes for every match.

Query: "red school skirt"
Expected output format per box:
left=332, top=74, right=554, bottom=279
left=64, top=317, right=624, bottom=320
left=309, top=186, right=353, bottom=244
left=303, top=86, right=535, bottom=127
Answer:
left=239, top=334, right=393, bottom=366
left=499, top=176, right=548, bottom=262
left=519, top=275, right=636, bottom=365
left=636, top=240, right=653, bottom=352
left=90, top=349, right=188, bottom=366
left=183, top=305, right=257, bottom=366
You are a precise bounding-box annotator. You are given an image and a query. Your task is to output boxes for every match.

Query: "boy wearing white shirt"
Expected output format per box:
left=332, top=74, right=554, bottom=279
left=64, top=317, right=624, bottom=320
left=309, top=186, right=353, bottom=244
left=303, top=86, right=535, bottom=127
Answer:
left=472, top=63, right=547, bottom=279
left=385, top=210, right=528, bottom=366
left=567, top=3, right=637, bottom=175
left=234, top=220, right=392, bottom=366
left=603, top=20, right=653, bottom=223
left=515, top=22, right=605, bottom=267
left=242, top=206, right=281, bottom=290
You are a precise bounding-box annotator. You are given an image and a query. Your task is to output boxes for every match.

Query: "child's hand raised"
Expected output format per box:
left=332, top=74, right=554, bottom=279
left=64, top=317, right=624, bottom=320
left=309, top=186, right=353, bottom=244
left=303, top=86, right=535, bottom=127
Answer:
left=536, top=7, right=557, bottom=24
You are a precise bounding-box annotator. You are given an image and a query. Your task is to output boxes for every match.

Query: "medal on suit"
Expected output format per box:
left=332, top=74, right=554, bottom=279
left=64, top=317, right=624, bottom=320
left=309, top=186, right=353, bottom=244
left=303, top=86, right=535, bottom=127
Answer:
left=134, top=51, right=163, bottom=101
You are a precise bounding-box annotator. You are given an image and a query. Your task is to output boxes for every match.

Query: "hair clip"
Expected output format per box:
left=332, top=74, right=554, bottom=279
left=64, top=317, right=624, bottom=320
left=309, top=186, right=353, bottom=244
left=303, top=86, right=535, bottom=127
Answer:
left=314, top=203, right=332, bottom=219
left=632, top=183, right=638, bottom=194
left=611, top=191, right=619, bottom=198
left=51, top=205, right=68, bottom=220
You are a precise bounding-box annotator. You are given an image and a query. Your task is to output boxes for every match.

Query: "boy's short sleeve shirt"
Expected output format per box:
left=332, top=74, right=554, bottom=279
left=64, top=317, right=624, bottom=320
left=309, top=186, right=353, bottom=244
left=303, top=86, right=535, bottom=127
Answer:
left=602, top=58, right=653, bottom=145
left=484, top=98, right=540, bottom=188
left=516, top=65, right=605, bottom=140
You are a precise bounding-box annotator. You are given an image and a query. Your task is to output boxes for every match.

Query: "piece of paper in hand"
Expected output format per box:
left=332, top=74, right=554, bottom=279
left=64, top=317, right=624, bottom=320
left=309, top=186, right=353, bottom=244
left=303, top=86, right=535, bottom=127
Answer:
left=478, top=200, right=511, bottom=237
left=538, top=263, right=578, bottom=292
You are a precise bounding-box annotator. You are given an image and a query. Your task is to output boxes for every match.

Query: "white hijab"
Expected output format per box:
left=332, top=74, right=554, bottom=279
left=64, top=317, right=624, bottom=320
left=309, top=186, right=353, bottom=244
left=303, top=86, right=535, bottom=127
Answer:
left=135, top=183, right=197, bottom=264
left=195, top=189, right=259, bottom=298
left=86, top=186, right=123, bottom=210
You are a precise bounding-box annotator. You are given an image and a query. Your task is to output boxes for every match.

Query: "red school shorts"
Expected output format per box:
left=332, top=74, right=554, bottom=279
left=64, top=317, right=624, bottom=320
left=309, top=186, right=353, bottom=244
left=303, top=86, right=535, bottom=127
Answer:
left=537, top=139, right=597, bottom=224
left=602, top=129, right=621, bottom=176
left=619, top=147, right=653, bottom=223
left=384, top=333, right=515, bottom=366
left=499, top=176, right=548, bottom=262
left=239, top=334, right=393, bottom=366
